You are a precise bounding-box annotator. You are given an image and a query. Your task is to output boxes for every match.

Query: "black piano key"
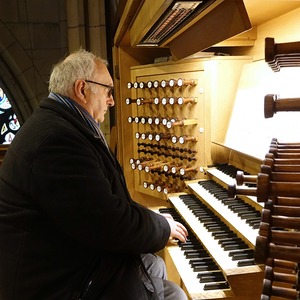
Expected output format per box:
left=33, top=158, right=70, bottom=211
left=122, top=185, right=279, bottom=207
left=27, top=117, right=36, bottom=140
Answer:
left=180, top=244, right=204, bottom=251
left=246, top=218, right=261, bottom=226
left=219, top=237, right=241, bottom=246
left=189, top=255, right=213, bottom=261
left=252, top=223, right=260, bottom=230
left=184, top=249, right=207, bottom=256
left=219, top=237, right=242, bottom=243
left=185, top=236, right=200, bottom=243
left=200, top=276, right=225, bottom=283
left=201, top=218, right=221, bottom=223
left=231, top=252, right=254, bottom=260
left=191, top=262, right=216, bottom=269
left=205, top=225, right=227, bottom=232
left=247, top=222, right=261, bottom=230
left=239, top=212, right=261, bottom=219
left=223, top=243, right=248, bottom=251
left=212, top=232, right=236, bottom=239
left=234, top=207, right=253, bottom=213
left=197, top=270, right=218, bottom=276
left=190, top=258, right=214, bottom=265
left=228, top=249, right=254, bottom=257
left=204, top=282, right=229, bottom=290
left=185, top=252, right=209, bottom=259
left=237, top=259, right=256, bottom=266
left=193, top=209, right=211, bottom=215
left=227, top=203, right=245, bottom=209
left=199, top=217, right=219, bottom=223
left=184, top=248, right=206, bottom=254
left=222, top=199, right=239, bottom=205
left=198, top=272, right=226, bottom=283
left=193, top=264, right=219, bottom=272
left=220, top=242, right=243, bottom=249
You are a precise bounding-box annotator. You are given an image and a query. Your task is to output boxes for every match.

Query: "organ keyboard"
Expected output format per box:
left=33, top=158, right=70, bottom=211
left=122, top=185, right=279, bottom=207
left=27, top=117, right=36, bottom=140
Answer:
left=186, top=180, right=260, bottom=245
left=160, top=163, right=264, bottom=299
left=160, top=207, right=233, bottom=299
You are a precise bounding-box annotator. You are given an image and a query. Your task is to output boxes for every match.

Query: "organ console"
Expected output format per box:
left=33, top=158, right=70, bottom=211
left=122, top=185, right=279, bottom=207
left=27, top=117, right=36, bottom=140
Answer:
left=113, top=0, right=300, bottom=293
left=124, top=38, right=300, bottom=298
left=124, top=56, right=269, bottom=299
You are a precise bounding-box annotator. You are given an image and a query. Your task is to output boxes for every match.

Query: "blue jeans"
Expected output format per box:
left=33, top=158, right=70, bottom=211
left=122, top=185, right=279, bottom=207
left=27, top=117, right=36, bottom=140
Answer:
left=141, top=253, right=188, bottom=300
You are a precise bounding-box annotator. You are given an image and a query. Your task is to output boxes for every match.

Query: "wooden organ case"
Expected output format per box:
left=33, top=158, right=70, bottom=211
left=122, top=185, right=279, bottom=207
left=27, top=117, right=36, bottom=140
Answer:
left=125, top=56, right=268, bottom=299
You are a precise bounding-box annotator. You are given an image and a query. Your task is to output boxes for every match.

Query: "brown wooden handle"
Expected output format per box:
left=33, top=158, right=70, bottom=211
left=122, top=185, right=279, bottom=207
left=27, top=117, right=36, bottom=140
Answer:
left=265, top=94, right=300, bottom=118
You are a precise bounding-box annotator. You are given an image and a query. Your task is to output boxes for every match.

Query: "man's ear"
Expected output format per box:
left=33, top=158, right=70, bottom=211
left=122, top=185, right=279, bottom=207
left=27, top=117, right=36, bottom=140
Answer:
left=74, top=79, right=87, bottom=104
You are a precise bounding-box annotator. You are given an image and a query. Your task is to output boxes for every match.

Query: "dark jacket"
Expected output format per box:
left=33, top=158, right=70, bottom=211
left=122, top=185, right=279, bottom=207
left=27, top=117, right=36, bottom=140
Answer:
left=0, top=97, right=170, bottom=300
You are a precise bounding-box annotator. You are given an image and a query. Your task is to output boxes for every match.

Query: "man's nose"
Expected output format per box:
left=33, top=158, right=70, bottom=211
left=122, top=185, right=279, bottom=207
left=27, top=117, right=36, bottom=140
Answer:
left=108, top=96, right=115, bottom=107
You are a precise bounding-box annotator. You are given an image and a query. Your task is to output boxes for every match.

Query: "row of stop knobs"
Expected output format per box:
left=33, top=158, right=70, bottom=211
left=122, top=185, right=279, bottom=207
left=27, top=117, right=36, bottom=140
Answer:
left=138, top=148, right=196, bottom=162
left=142, top=181, right=184, bottom=195
left=130, top=157, right=198, bottom=176
left=137, top=142, right=197, bottom=154
left=127, top=78, right=197, bottom=89
left=135, top=132, right=197, bottom=143
left=128, top=116, right=198, bottom=128
left=137, top=143, right=197, bottom=161
left=125, top=96, right=197, bottom=106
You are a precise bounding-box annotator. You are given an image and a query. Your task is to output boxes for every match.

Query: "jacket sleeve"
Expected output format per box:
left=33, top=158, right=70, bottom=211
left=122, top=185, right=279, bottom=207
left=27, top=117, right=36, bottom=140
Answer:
left=30, top=129, right=170, bottom=254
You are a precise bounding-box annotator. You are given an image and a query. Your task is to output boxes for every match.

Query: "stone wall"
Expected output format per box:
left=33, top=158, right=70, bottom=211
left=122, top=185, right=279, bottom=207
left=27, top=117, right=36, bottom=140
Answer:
left=0, top=0, right=68, bottom=122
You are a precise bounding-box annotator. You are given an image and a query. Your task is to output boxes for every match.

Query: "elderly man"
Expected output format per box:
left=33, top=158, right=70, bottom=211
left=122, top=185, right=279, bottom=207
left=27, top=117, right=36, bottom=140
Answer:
left=0, top=49, right=188, bottom=299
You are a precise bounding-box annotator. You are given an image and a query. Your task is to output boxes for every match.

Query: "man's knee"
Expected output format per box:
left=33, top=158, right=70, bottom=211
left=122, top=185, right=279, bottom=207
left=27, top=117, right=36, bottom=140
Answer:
left=141, top=253, right=167, bottom=279
left=163, top=280, right=188, bottom=300
left=141, top=253, right=188, bottom=300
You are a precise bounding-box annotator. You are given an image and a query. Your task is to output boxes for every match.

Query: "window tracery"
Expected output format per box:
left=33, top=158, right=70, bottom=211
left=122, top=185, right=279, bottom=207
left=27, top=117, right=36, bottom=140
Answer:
left=0, top=87, right=20, bottom=144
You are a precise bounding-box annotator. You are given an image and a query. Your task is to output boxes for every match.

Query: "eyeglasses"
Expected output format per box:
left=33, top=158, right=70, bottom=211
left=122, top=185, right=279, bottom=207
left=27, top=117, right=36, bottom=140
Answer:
left=85, top=80, right=114, bottom=97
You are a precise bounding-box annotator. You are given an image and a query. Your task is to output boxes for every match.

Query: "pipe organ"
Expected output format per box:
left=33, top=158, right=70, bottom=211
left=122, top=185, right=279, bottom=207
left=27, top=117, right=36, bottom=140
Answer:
left=112, top=0, right=300, bottom=296
left=122, top=38, right=300, bottom=299
left=125, top=56, right=268, bottom=299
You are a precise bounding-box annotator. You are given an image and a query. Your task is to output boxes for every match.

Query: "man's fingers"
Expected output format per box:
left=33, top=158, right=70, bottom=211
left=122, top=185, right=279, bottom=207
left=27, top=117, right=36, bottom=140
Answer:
left=174, top=222, right=188, bottom=242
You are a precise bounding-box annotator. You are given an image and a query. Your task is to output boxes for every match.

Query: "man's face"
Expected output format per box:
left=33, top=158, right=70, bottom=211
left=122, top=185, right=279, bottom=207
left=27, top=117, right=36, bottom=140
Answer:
left=85, top=61, right=114, bottom=123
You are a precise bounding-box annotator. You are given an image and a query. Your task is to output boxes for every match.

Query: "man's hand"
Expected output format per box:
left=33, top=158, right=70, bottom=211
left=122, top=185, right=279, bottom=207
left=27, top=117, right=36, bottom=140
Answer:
left=165, top=217, right=188, bottom=243
left=157, top=212, right=188, bottom=243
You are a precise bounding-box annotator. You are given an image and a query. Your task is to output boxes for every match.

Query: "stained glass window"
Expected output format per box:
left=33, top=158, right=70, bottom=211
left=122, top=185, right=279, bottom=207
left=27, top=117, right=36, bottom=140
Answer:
left=0, top=87, right=20, bottom=144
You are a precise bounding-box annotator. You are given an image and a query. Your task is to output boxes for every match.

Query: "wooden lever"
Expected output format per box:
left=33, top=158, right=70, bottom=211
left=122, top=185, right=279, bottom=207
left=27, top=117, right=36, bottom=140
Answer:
left=255, top=235, right=300, bottom=264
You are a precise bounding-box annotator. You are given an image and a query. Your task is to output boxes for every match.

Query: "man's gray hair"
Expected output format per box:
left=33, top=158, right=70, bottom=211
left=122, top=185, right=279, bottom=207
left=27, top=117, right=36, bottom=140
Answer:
left=49, top=49, right=107, bottom=96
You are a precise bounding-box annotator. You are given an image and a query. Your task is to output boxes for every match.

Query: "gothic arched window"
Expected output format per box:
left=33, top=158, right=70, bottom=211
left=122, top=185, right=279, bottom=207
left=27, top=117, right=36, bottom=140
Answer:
left=0, top=87, right=20, bottom=144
